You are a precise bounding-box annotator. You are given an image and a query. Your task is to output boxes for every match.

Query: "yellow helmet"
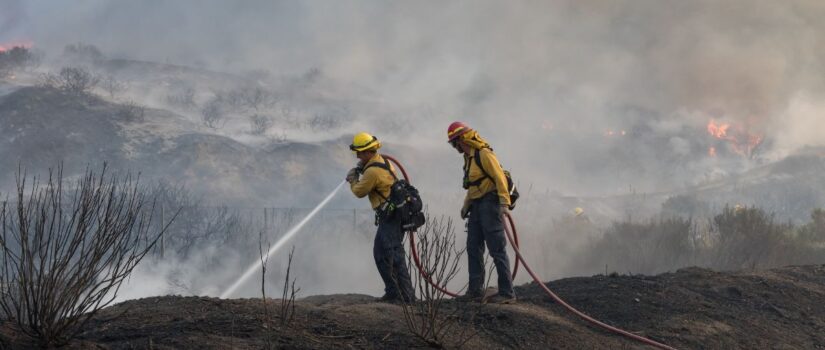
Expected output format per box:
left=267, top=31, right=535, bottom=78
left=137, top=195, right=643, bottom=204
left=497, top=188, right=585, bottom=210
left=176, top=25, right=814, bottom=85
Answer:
left=574, top=207, right=584, bottom=216
left=350, top=132, right=381, bottom=152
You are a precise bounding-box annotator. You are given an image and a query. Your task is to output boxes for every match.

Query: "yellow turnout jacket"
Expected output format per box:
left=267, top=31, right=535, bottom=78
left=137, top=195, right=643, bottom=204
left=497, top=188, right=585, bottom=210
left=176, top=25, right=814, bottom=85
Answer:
left=463, top=148, right=511, bottom=208
left=350, top=153, right=396, bottom=209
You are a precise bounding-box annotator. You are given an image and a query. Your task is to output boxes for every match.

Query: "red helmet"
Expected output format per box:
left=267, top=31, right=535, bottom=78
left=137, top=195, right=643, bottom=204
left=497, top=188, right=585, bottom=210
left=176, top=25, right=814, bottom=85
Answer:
left=447, top=121, right=472, bottom=143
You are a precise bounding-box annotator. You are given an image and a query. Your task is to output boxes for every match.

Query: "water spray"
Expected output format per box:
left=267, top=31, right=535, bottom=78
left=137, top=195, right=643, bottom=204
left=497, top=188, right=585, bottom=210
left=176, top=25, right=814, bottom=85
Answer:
left=220, top=180, right=347, bottom=298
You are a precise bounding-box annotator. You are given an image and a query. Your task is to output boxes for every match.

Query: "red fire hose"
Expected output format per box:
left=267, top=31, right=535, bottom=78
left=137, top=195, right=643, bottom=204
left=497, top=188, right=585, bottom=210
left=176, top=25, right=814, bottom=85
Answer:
left=383, top=155, right=520, bottom=298
left=381, top=154, right=677, bottom=349
left=502, top=212, right=676, bottom=350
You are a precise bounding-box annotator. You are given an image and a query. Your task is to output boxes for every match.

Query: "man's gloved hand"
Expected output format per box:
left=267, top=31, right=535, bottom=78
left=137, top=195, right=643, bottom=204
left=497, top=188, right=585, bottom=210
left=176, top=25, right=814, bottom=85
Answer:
left=346, top=168, right=360, bottom=184
left=460, top=203, right=470, bottom=219
left=499, top=204, right=510, bottom=216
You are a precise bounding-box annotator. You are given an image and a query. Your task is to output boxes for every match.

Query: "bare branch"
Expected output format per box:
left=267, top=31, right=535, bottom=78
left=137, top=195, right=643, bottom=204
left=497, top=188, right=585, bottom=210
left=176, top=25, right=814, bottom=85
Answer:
left=0, top=164, right=177, bottom=346
left=397, top=215, right=479, bottom=348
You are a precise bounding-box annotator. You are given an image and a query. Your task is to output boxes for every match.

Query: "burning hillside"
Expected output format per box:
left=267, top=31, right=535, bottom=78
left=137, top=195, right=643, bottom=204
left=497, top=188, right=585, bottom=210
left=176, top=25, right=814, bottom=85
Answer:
left=707, top=119, right=764, bottom=159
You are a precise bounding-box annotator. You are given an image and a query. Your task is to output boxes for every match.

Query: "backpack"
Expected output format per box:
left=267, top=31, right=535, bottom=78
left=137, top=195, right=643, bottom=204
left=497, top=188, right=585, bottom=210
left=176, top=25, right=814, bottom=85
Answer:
left=364, top=158, right=426, bottom=231
left=463, top=148, right=520, bottom=210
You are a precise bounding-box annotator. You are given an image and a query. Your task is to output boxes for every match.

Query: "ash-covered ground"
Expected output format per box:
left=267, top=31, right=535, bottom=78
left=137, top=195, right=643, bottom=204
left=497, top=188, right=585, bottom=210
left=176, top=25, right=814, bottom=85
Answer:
left=2, top=265, right=823, bottom=349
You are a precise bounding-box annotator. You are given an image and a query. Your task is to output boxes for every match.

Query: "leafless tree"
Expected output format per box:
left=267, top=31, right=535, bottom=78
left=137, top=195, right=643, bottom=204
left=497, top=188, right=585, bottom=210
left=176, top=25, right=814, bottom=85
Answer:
left=117, top=100, right=146, bottom=122
left=259, top=231, right=271, bottom=324
left=142, top=182, right=261, bottom=264
left=0, top=165, right=177, bottom=347
left=165, top=205, right=249, bottom=261
left=397, top=216, right=478, bottom=348
left=201, top=98, right=225, bottom=129
left=100, top=75, right=127, bottom=100
left=279, top=246, right=299, bottom=326
left=240, top=86, right=276, bottom=112
left=249, top=114, right=273, bottom=135
left=212, top=86, right=276, bottom=115
left=40, top=67, right=101, bottom=95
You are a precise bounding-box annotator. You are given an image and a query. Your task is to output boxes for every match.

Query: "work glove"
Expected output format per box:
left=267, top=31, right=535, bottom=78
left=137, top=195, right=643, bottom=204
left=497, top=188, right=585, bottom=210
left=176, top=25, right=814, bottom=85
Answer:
left=499, top=204, right=510, bottom=217
left=460, top=203, right=470, bottom=219
left=346, top=168, right=360, bottom=184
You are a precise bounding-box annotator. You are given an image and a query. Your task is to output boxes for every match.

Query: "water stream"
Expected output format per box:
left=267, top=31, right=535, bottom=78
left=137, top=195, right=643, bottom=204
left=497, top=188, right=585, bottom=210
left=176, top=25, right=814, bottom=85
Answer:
left=220, top=180, right=347, bottom=298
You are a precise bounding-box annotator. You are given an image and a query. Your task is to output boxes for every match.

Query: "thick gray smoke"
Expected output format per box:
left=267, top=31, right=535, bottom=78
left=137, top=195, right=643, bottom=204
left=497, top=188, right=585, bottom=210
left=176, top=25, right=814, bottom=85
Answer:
left=7, top=0, right=825, bottom=194
left=4, top=0, right=825, bottom=297
left=0, top=1, right=23, bottom=36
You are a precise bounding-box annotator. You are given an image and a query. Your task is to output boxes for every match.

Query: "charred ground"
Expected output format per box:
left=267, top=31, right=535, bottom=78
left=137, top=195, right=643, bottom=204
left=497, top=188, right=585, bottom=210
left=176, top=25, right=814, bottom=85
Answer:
left=1, top=265, right=823, bottom=349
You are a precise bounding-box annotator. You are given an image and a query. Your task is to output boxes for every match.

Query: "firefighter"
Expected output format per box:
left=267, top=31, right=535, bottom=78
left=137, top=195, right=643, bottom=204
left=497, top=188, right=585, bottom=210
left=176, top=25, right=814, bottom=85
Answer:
left=447, top=122, right=516, bottom=304
left=346, top=132, right=416, bottom=303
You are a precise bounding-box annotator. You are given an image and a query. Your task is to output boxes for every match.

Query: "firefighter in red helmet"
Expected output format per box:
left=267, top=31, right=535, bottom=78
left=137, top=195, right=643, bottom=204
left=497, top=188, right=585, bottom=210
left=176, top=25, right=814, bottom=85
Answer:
left=448, top=122, right=516, bottom=304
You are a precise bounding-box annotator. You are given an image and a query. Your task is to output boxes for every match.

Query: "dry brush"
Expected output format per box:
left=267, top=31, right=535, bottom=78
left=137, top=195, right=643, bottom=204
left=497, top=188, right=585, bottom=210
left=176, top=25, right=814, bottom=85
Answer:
left=0, top=165, right=176, bottom=346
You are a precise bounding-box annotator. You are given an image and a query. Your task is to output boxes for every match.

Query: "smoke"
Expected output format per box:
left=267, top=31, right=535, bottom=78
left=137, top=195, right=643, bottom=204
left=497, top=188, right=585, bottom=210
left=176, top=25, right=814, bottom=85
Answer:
left=6, top=0, right=825, bottom=296
left=10, top=1, right=825, bottom=169
left=0, top=1, right=24, bottom=36
left=770, top=92, right=825, bottom=157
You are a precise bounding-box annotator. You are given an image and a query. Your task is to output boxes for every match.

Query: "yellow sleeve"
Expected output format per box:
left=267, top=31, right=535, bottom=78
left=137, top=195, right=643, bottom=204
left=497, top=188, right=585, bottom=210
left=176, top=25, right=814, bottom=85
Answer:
left=350, top=168, right=377, bottom=198
left=480, top=149, right=511, bottom=206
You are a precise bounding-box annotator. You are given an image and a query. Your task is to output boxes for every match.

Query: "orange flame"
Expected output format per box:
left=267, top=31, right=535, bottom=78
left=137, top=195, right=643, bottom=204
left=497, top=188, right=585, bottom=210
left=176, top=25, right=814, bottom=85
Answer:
left=707, top=120, right=731, bottom=139
left=706, top=119, right=763, bottom=158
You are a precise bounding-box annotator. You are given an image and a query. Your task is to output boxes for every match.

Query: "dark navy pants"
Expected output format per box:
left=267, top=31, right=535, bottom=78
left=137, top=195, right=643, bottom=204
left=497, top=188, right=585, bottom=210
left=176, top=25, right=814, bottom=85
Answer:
left=466, top=192, right=515, bottom=298
left=374, top=214, right=415, bottom=301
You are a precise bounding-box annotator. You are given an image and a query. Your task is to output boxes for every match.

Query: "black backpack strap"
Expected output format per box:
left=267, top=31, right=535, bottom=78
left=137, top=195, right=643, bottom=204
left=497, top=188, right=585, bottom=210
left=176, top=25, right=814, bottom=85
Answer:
left=474, top=149, right=492, bottom=180
left=363, top=157, right=398, bottom=180
left=465, top=148, right=492, bottom=187
left=362, top=157, right=397, bottom=201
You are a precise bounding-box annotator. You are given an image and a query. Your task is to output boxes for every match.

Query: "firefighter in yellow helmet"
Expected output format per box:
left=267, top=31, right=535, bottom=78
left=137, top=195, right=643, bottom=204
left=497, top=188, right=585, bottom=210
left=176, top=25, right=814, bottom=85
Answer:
left=345, top=132, right=415, bottom=303
left=447, top=122, right=516, bottom=304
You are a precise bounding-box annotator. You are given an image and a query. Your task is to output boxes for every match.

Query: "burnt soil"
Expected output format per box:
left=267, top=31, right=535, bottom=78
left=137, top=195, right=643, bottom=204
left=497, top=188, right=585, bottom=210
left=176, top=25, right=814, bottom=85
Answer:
left=2, top=265, right=824, bottom=349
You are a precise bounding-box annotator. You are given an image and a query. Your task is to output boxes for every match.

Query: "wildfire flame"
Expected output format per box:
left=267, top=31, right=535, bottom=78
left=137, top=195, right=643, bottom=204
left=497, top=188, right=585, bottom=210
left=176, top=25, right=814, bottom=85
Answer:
left=707, top=120, right=731, bottom=139
left=706, top=119, right=764, bottom=159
